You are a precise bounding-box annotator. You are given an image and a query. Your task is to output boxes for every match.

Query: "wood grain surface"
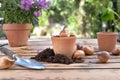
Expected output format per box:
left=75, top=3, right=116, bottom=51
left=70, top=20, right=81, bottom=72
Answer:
left=0, top=38, right=120, bottom=80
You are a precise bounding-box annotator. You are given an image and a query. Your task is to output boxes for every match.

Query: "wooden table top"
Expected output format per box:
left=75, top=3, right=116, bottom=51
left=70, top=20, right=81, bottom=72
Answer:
left=0, top=38, right=120, bottom=80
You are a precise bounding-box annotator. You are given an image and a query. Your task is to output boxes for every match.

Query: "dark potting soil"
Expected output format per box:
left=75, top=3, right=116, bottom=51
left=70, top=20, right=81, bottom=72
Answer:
left=31, top=48, right=55, bottom=62
left=46, top=54, right=73, bottom=64
left=31, top=48, right=84, bottom=64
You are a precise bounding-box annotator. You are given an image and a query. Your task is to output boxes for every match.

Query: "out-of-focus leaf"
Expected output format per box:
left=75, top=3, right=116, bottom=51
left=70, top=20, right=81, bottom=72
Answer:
left=102, top=8, right=108, bottom=15
left=101, top=8, right=115, bottom=22
left=108, top=1, right=113, bottom=8
left=85, top=0, right=93, bottom=3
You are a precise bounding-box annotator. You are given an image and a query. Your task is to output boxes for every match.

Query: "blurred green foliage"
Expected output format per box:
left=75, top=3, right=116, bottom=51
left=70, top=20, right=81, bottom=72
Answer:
left=41, top=0, right=119, bottom=38
left=0, top=0, right=120, bottom=38
left=84, top=0, right=120, bottom=38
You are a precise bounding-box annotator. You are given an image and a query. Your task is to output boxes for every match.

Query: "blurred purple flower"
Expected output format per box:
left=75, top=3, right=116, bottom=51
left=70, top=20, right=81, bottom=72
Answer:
left=19, top=0, right=50, bottom=17
left=20, top=5, right=25, bottom=10
left=34, top=0, right=38, bottom=6
left=38, top=0, right=50, bottom=10
left=46, top=2, right=50, bottom=8
left=25, top=0, right=32, bottom=6
left=20, top=0, right=32, bottom=11
left=34, top=11, right=42, bottom=17
left=24, top=5, right=30, bottom=11
left=20, top=0, right=25, bottom=5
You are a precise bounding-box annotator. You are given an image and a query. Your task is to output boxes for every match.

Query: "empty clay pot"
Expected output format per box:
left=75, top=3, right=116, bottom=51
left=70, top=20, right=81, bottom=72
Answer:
left=51, top=36, right=76, bottom=58
left=97, top=32, right=118, bottom=52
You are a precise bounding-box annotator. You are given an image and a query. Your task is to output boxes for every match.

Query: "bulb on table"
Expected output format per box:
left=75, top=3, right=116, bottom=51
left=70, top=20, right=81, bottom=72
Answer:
left=83, top=45, right=94, bottom=55
left=97, top=51, right=110, bottom=63
left=0, top=56, right=15, bottom=69
left=112, top=48, right=120, bottom=55
left=73, top=50, right=85, bottom=59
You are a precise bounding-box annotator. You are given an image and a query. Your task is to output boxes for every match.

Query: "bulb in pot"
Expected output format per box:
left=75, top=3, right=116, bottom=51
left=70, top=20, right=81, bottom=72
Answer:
left=112, top=48, right=120, bottom=55
left=0, top=56, right=15, bottom=69
left=73, top=50, right=85, bottom=59
left=83, top=45, right=94, bottom=55
left=59, top=26, right=69, bottom=37
left=97, top=51, right=110, bottom=63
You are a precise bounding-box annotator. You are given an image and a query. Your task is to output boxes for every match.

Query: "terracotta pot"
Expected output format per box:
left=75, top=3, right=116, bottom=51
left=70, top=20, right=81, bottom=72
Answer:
left=51, top=36, right=76, bottom=58
left=97, top=32, right=118, bottom=52
left=3, top=24, right=31, bottom=47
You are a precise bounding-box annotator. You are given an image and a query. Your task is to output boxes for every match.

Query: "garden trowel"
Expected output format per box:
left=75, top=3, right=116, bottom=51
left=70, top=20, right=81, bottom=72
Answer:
left=0, top=47, right=45, bottom=69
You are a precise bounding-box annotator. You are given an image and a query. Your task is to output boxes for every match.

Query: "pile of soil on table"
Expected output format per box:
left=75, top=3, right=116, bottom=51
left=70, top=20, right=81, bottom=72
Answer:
left=31, top=48, right=84, bottom=64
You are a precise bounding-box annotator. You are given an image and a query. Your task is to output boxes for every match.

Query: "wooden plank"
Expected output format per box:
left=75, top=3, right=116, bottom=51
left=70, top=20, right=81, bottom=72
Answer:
left=1, top=54, right=120, bottom=70
left=1, top=50, right=120, bottom=59
left=1, top=62, right=120, bottom=70
left=0, top=69, right=120, bottom=80
left=1, top=38, right=120, bottom=80
left=1, top=51, right=120, bottom=59
left=1, top=38, right=120, bottom=70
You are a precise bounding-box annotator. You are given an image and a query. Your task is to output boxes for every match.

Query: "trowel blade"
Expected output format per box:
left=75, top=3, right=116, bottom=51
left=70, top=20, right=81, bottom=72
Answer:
left=14, top=55, right=45, bottom=69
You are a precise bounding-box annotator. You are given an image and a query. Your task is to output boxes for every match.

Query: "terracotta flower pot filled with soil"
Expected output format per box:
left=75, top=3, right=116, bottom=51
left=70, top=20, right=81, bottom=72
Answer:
left=51, top=27, right=76, bottom=58
left=3, top=24, right=32, bottom=47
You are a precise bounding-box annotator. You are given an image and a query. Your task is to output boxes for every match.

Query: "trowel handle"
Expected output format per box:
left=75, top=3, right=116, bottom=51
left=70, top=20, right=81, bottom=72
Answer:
left=0, top=47, right=15, bottom=58
left=0, top=43, right=8, bottom=47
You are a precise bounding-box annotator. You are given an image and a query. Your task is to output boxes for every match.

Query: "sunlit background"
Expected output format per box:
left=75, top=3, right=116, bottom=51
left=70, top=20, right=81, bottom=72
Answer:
left=0, top=0, right=120, bottom=39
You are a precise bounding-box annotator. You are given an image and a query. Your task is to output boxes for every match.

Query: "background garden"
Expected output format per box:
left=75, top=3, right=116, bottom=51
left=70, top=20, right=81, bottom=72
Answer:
left=0, top=0, right=120, bottom=38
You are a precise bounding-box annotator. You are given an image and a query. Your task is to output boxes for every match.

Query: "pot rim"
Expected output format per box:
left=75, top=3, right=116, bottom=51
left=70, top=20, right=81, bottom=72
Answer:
left=3, top=24, right=32, bottom=30
left=97, top=32, right=118, bottom=35
left=51, top=36, right=76, bottom=39
left=3, top=23, right=31, bottom=25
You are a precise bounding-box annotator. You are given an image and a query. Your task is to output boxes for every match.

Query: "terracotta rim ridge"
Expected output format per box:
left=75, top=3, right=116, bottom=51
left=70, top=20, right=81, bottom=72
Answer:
left=97, top=32, right=118, bottom=35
